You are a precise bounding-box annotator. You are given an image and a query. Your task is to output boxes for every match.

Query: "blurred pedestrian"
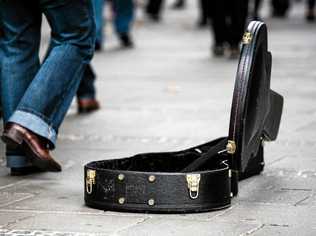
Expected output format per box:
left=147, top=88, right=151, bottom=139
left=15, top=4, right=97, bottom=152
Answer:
left=271, top=0, right=290, bottom=17
left=306, top=0, right=315, bottom=22
left=251, top=0, right=263, bottom=20
left=172, top=0, right=185, bottom=9
left=77, top=0, right=135, bottom=115
left=210, top=0, right=249, bottom=58
left=77, top=65, right=100, bottom=114
left=198, top=0, right=210, bottom=27
left=0, top=0, right=95, bottom=175
left=170, top=0, right=210, bottom=27
left=94, top=0, right=134, bottom=50
left=146, top=0, right=164, bottom=21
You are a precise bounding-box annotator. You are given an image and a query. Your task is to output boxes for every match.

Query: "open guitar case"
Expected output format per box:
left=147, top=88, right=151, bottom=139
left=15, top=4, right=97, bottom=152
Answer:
left=84, top=21, right=284, bottom=213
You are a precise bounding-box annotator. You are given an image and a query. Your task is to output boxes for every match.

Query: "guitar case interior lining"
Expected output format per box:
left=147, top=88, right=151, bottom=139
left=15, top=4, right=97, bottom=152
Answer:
left=84, top=21, right=284, bottom=213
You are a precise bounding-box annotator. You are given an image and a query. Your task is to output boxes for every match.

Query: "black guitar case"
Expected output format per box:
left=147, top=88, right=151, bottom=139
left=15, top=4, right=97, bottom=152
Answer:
left=84, top=21, right=284, bottom=213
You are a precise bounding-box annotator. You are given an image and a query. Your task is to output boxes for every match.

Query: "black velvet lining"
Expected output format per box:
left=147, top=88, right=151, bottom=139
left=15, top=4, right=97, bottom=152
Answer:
left=88, top=138, right=228, bottom=172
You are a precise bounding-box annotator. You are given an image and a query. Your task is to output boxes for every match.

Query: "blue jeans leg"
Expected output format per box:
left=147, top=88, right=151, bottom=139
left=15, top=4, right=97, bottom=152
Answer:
left=112, top=0, right=134, bottom=34
left=93, top=0, right=105, bottom=45
left=45, top=44, right=97, bottom=103
left=0, top=2, right=42, bottom=167
left=0, top=0, right=96, bottom=150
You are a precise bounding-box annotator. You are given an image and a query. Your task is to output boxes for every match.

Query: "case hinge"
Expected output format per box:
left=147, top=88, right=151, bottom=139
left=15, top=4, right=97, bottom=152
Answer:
left=242, top=32, right=252, bottom=44
left=186, top=174, right=201, bottom=199
left=86, top=169, right=96, bottom=194
left=226, top=140, right=236, bottom=154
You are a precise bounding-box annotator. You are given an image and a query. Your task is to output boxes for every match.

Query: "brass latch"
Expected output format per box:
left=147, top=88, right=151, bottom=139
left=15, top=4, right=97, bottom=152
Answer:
left=186, top=174, right=201, bottom=199
left=242, top=32, right=252, bottom=44
left=86, top=169, right=96, bottom=194
left=226, top=140, right=236, bottom=154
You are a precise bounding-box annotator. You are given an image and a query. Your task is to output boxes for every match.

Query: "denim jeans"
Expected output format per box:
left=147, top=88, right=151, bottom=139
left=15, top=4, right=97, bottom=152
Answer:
left=93, top=0, right=134, bottom=44
left=0, top=0, right=96, bottom=167
left=45, top=44, right=96, bottom=100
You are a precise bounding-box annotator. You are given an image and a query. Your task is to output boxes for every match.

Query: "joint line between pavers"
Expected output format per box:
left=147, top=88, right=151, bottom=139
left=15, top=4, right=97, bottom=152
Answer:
left=239, top=224, right=265, bottom=236
left=0, top=195, right=35, bottom=208
left=0, top=181, right=26, bottom=191
left=294, top=195, right=311, bottom=206
left=109, top=217, right=151, bottom=236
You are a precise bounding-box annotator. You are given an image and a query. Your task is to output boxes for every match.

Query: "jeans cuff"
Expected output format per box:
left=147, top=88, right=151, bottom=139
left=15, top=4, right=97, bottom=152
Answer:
left=8, top=110, right=57, bottom=149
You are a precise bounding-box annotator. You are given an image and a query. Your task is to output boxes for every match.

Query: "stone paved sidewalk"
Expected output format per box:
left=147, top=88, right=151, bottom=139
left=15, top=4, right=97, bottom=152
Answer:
left=1, top=1, right=316, bottom=235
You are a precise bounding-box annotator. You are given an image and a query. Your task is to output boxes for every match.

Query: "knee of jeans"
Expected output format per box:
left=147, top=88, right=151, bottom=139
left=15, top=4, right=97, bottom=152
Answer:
left=82, top=41, right=95, bottom=63
left=79, top=27, right=96, bottom=63
left=65, top=37, right=95, bottom=64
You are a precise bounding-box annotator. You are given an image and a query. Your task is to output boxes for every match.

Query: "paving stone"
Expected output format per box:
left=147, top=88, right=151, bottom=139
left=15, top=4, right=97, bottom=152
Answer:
left=0, top=212, right=146, bottom=235
left=116, top=218, right=260, bottom=236
left=0, top=192, right=34, bottom=209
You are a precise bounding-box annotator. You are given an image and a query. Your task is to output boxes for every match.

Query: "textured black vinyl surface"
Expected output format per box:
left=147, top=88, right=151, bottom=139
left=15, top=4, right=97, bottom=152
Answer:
left=85, top=140, right=231, bottom=213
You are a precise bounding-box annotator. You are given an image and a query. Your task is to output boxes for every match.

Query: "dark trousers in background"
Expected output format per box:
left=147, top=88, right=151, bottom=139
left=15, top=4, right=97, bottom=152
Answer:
left=93, top=0, right=134, bottom=45
left=77, top=64, right=96, bottom=100
left=146, top=0, right=164, bottom=18
left=308, top=0, right=316, bottom=9
left=210, top=0, right=249, bottom=47
left=199, top=0, right=210, bottom=23
left=271, top=0, right=290, bottom=16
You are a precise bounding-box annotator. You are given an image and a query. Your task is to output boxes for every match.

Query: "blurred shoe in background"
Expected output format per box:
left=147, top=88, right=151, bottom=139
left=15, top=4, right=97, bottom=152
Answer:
left=77, top=98, right=100, bottom=114
left=120, top=33, right=134, bottom=48
left=212, top=44, right=225, bottom=57
left=77, top=65, right=100, bottom=114
left=229, top=46, right=240, bottom=60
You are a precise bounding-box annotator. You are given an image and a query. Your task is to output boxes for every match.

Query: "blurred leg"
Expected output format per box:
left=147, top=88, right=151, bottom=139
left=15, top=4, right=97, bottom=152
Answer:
left=198, top=0, right=209, bottom=27
left=210, top=0, right=227, bottom=46
left=93, top=0, right=105, bottom=47
left=172, top=0, right=185, bottom=9
left=230, top=0, right=249, bottom=47
left=113, top=0, right=134, bottom=34
left=308, top=0, right=316, bottom=8
left=306, top=0, right=315, bottom=21
left=112, top=0, right=134, bottom=47
left=271, top=0, right=290, bottom=17
left=76, top=64, right=100, bottom=113
left=146, top=0, right=164, bottom=21
left=77, top=64, right=96, bottom=100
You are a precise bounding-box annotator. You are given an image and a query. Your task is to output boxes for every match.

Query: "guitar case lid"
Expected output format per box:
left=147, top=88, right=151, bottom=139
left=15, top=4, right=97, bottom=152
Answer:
left=228, top=21, right=283, bottom=173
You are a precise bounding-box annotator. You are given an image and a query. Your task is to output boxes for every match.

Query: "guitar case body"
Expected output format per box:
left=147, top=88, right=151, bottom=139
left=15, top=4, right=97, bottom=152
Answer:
left=84, top=21, right=284, bottom=213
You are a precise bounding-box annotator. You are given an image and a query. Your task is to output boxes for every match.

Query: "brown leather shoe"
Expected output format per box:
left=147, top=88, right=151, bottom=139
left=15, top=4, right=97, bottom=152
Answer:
left=78, top=98, right=100, bottom=114
left=2, top=123, right=62, bottom=172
